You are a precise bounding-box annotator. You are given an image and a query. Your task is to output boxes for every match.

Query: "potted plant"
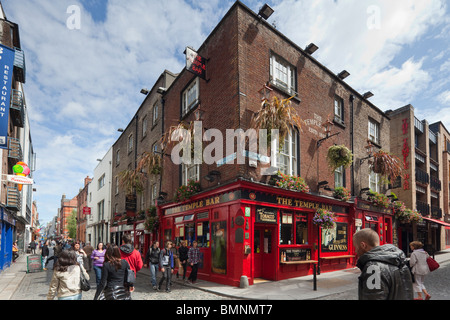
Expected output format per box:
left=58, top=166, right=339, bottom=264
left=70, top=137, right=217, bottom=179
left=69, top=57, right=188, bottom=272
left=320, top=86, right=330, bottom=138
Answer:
left=174, top=180, right=201, bottom=202
left=367, top=190, right=391, bottom=208
left=326, top=145, right=353, bottom=172
left=370, top=150, right=402, bottom=183
left=274, top=171, right=310, bottom=193
left=333, top=186, right=351, bottom=202
left=313, top=208, right=336, bottom=229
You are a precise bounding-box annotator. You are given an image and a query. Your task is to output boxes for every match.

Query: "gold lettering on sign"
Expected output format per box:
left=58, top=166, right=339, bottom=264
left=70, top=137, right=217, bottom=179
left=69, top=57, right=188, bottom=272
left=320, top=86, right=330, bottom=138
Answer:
left=276, top=197, right=332, bottom=211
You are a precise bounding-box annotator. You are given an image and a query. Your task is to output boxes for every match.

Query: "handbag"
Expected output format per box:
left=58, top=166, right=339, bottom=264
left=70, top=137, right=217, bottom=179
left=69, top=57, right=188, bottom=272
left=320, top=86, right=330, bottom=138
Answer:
left=80, top=267, right=91, bottom=291
left=126, top=268, right=135, bottom=285
left=426, top=256, right=439, bottom=272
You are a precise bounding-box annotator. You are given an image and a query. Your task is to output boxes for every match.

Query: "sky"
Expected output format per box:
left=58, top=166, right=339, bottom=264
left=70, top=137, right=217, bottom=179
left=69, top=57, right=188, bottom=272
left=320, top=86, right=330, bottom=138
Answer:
left=2, top=0, right=449, bottom=225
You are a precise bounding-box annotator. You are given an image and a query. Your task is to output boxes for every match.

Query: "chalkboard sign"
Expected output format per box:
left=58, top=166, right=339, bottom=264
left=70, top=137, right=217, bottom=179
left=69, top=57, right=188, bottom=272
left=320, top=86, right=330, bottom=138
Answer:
left=280, top=248, right=311, bottom=262
left=27, top=254, right=43, bottom=273
left=255, top=206, right=277, bottom=224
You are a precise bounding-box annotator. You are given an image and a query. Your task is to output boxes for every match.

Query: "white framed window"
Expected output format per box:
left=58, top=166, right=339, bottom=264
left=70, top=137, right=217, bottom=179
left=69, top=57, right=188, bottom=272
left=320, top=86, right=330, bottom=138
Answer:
left=98, top=174, right=105, bottom=190
left=128, top=134, right=134, bottom=153
left=270, top=53, right=296, bottom=95
left=98, top=200, right=105, bottom=221
left=368, top=118, right=380, bottom=144
left=182, top=163, right=200, bottom=185
left=153, top=102, right=158, bottom=125
left=369, top=171, right=381, bottom=193
left=335, top=166, right=344, bottom=188
left=334, top=96, right=344, bottom=124
left=182, top=78, right=199, bottom=116
left=277, top=129, right=298, bottom=176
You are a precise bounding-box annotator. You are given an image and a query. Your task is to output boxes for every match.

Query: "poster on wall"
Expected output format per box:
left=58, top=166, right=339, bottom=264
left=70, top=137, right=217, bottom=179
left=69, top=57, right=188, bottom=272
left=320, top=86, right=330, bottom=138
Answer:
left=321, top=222, right=348, bottom=252
left=211, top=221, right=226, bottom=274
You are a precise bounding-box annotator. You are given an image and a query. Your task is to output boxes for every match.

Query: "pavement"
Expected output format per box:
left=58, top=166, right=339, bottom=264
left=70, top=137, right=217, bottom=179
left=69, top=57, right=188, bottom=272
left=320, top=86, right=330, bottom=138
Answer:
left=1, top=248, right=450, bottom=300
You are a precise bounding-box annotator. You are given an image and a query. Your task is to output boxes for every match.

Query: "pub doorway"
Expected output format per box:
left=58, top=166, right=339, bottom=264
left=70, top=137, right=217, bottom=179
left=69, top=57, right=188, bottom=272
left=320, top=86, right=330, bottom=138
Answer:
left=253, top=225, right=276, bottom=280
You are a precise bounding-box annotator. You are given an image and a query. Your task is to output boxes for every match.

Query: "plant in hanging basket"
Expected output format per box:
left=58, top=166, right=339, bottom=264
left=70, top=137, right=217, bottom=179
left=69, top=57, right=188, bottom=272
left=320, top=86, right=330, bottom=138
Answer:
left=370, top=150, right=402, bottom=183
left=144, top=206, right=159, bottom=232
left=274, top=171, right=310, bottom=193
left=174, top=180, right=201, bottom=202
left=313, top=208, right=336, bottom=229
left=392, top=200, right=408, bottom=222
left=408, top=209, right=423, bottom=223
left=326, top=145, right=353, bottom=172
left=367, top=190, right=391, bottom=208
left=333, top=186, right=351, bottom=202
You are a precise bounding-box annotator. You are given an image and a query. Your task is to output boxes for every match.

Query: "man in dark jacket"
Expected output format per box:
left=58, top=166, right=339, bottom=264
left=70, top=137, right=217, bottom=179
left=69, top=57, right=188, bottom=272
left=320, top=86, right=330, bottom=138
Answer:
left=354, top=228, right=413, bottom=300
left=144, top=241, right=160, bottom=289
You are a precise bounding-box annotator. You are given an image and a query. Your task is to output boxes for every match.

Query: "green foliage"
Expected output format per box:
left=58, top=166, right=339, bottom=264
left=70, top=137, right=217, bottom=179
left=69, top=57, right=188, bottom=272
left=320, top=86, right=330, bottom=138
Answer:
left=326, top=145, right=353, bottom=172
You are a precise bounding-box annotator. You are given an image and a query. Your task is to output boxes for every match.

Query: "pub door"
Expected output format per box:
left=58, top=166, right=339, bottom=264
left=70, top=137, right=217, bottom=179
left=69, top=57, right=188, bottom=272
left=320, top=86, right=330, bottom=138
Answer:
left=253, top=225, right=276, bottom=280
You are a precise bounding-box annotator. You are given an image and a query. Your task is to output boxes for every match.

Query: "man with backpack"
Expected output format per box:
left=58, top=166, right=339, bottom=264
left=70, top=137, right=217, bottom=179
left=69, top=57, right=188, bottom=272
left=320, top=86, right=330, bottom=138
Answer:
left=144, top=241, right=160, bottom=290
left=158, top=241, right=174, bottom=293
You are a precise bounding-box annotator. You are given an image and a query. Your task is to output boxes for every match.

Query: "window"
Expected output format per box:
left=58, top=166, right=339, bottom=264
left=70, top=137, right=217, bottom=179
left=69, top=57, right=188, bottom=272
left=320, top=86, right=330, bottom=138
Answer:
left=115, top=176, right=119, bottom=195
left=334, top=96, right=344, bottom=124
left=295, top=213, right=308, bottom=245
left=152, top=142, right=158, bottom=154
left=142, top=116, right=148, bottom=137
left=369, top=171, right=381, bottom=193
left=182, top=78, right=199, bottom=116
left=368, top=118, right=380, bottom=144
left=116, top=150, right=120, bottom=166
left=277, top=129, right=297, bottom=175
left=280, top=213, right=293, bottom=244
left=153, top=102, right=158, bottom=125
left=98, top=174, right=105, bottom=190
left=182, top=163, right=200, bottom=185
left=270, top=53, right=296, bottom=95
left=98, top=200, right=105, bottom=221
left=280, top=212, right=309, bottom=245
left=335, top=166, right=344, bottom=188
left=128, top=134, right=134, bottom=153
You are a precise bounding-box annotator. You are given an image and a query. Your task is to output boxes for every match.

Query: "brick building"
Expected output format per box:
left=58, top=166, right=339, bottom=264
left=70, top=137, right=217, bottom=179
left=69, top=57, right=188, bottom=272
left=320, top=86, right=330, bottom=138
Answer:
left=58, top=194, right=77, bottom=239
left=76, top=176, right=91, bottom=243
left=156, top=1, right=397, bottom=286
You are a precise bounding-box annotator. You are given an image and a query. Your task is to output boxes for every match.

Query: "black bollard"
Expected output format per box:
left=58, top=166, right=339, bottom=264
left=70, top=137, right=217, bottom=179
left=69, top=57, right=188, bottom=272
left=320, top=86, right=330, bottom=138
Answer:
left=313, top=263, right=317, bottom=291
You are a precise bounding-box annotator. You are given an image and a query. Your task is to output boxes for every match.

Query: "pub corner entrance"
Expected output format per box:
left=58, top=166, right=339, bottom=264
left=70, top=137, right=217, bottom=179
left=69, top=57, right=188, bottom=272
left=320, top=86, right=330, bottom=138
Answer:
left=253, top=225, right=276, bottom=280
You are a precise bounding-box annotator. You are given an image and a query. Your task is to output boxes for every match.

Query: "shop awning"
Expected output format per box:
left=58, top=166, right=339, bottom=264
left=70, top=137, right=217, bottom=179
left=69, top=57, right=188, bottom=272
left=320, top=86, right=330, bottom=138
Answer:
left=422, top=217, right=450, bottom=228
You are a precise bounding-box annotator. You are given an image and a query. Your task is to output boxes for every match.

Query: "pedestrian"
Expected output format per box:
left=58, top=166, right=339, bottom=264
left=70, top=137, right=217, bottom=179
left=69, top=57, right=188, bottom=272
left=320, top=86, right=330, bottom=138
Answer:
left=94, top=244, right=134, bottom=300
left=188, top=240, right=201, bottom=284
left=409, top=241, right=432, bottom=300
left=119, top=233, right=143, bottom=277
left=144, top=241, right=160, bottom=289
left=158, top=241, right=174, bottom=292
left=46, top=249, right=90, bottom=300
left=178, top=240, right=189, bottom=281
left=91, top=242, right=106, bottom=287
left=46, top=241, right=62, bottom=269
left=83, top=242, right=94, bottom=272
left=353, top=228, right=413, bottom=300
left=12, top=241, right=19, bottom=263
left=73, top=241, right=87, bottom=268
left=29, top=240, right=36, bottom=254
left=41, top=240, right=50, bottom=270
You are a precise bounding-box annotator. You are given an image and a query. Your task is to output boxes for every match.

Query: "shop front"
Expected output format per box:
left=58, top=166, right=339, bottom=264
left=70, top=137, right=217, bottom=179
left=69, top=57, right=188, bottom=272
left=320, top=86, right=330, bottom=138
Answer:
left=158, top=179, right=356, bottom=287
left=0, top=206, right=16, bottom=272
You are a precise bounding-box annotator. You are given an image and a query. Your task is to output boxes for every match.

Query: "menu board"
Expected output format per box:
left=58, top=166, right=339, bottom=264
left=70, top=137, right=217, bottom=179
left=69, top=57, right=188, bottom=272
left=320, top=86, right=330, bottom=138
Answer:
left=27, top=255, right=42, bottom=273
left=280, top=248, right=311, bottom=262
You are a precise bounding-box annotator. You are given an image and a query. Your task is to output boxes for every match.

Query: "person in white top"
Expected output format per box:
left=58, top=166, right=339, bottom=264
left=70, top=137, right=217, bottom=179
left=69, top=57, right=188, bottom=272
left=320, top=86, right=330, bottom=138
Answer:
left=409, top=241, right=431, bottom=300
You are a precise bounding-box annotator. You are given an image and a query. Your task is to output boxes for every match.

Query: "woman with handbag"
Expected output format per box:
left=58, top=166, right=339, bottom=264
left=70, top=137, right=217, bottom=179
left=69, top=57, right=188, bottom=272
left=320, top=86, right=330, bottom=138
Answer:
left=94, top=244, right=134, bottom=300
left=47, top=250, right=90, bottom=300
left=409, top=241, right=431, bottom=300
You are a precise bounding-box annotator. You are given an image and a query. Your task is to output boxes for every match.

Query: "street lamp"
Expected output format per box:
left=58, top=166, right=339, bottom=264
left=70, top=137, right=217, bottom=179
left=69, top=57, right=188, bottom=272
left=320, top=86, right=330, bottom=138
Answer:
left=258, top=84, right=273, bottom=102
left=258, top=4, right=274, bottom=20
left=317, top=119, right=340, bottom=147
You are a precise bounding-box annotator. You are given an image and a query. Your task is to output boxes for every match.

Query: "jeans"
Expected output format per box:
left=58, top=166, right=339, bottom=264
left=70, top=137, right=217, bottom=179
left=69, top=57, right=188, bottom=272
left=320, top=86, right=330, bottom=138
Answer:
left=158, top=266, right=172, bottom=290
left=42, top=256, right=48, bottom=267
left=149, top=263, right=158, bottom=287
left=93, top=265, right=102, bottom=286
left=58, top=293, right=82, bottom=300
left=188, top=263, right=198, bottom=282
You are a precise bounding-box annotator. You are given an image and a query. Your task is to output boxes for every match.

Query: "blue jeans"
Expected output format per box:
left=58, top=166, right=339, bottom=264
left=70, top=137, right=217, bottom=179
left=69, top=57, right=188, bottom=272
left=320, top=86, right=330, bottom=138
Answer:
left=93, top=266, right=102, bottom=286
left=58, top=293, right=82, bottom=300
left=150, top=263, right=158, bottom=286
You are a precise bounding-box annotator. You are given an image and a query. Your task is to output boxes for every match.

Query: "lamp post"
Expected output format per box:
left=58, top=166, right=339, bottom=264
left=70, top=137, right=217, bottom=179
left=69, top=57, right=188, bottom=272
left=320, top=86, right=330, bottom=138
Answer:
left=317, top=119, right=340, bottom=147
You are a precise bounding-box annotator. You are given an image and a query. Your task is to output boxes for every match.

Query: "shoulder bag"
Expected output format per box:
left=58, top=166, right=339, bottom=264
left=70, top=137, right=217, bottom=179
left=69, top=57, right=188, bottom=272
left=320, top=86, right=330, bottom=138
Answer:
left=80, top=266, right=91, bottom=291
left=426, top=256, right=439, bottom=272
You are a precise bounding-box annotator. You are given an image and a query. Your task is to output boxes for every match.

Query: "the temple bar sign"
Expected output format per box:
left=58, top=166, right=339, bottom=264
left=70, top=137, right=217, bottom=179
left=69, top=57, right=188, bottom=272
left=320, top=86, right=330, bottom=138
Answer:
left=185, top=46, right=207, bottom=80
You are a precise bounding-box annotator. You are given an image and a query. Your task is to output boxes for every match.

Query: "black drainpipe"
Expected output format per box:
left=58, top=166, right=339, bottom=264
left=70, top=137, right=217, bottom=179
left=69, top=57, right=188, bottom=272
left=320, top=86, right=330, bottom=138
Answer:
left=350, top=94, right=355, bottom=196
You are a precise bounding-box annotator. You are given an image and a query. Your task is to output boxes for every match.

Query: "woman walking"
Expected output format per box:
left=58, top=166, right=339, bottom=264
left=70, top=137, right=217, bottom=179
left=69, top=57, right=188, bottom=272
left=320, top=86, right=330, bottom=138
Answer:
left=410, top=241, right=431, bottom=300
left=91, top=242, right=106, bottom=286
left=47, top=250, right=90, bottom=300
left=94, top=244, right=134, bottom=300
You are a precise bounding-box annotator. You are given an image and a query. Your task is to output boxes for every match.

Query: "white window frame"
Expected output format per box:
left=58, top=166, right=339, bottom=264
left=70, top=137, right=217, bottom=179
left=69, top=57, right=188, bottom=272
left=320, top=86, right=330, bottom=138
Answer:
left=270, top=53, right=296, bottom=96
left=98, top=174, right=105, bottom=190
left=182, top=163, right=200, bottom=185
left=142, top=115, right=148, bottom=137
left=153, top=102, right=158, bottom=125
left=369, top=171, right=381, bottom=193
left=276, top=129, right=298, bottom=176
left=368, top=118, right=380, bottom=145
left=334, top=96, right=344, bottom=124
left=182, top=78, right=199, bottom=116
left=335, top=166, right=344, bottom=188
left=116, top=149, right=120, bottom=166
left=128, top=134, right=134, bottom=153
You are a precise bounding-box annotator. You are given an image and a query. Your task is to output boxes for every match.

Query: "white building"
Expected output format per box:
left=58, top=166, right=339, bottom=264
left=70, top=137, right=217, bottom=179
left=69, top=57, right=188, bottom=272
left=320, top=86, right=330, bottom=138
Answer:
left=86, top=147, right=112, bottom=247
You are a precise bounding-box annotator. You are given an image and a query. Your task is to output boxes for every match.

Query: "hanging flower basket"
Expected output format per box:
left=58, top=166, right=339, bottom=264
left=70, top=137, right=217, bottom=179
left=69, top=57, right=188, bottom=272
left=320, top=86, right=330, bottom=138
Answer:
left=333, top=187, right=351, bottom=202
left=367, top=190, right=391, bottom=208
left=326, top=145, right=353, bottom=172
left=313, top=208, right=336, bottom=229
left=174, top=180, right=201, bottom=202
left=370, top=150, right=402, bottom=183
left=274, top=171, right=310, bottom=193
left=392, top=200, right=408, bottom=222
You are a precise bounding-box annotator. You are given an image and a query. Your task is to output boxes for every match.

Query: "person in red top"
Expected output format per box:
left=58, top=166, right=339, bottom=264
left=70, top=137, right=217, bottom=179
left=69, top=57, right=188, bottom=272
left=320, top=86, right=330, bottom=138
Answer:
left=119, top=234, right=143, bottom=276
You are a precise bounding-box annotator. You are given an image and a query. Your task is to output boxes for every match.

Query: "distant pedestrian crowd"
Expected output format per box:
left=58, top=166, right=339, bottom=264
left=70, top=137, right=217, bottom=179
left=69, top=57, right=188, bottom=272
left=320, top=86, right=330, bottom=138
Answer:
left=42, top=235, right=201, bottom=300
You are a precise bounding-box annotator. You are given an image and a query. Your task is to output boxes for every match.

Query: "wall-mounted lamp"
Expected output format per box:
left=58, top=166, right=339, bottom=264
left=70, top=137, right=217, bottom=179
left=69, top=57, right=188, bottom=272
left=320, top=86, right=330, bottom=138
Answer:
left=258, top=3, right=274, bottom=20
left=194, top=105, right=206, bottom=121
left=204, top=170, right=221, bottom=183
left=317, top=119, right=340, bottom=147
left=258, top=84, right=273, bottom=102
left=359, top=187, right=370, bottom=196
left=338, top=70, right=350, bottom=80
left=140, top=88, right=149, bottom=95
left=360, top=140, right=375, bottom=164
left=363, top=91, right=374, bottom=99
left=305, top=43, right=319, bottom=55
left=157, top=87, right=167, bottom=94
left=117, top=128, right=124, bottom=132
left=96, top=159, right=102, bottom=162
